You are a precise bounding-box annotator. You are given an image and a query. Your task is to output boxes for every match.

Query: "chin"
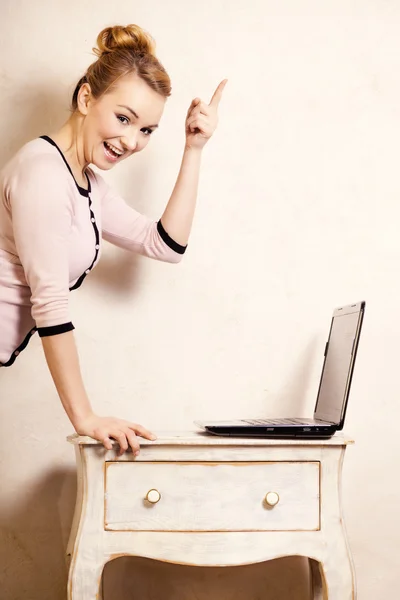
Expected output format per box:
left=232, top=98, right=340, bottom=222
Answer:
left=96, top=161, right=116, bottom=171
left=91, top=154, right=117, bottom=170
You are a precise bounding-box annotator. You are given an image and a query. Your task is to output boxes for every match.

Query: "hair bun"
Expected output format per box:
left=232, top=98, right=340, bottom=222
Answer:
left=94, top=24, right=156, bottom=58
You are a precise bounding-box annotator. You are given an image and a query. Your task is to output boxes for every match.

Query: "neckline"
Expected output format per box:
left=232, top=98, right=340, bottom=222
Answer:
left=40, top=135, right=91, bottom=197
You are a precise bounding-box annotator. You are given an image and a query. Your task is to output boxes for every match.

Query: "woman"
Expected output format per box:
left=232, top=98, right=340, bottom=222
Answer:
left=0, top=24, right=226, bottom=455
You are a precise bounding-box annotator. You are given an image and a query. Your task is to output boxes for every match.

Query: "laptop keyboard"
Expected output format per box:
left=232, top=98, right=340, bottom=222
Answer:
left=243, top=418, right=314, bottom=426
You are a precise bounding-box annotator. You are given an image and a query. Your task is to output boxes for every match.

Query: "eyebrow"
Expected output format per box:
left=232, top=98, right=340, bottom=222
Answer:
left=117, top=104, right=159, bottom=128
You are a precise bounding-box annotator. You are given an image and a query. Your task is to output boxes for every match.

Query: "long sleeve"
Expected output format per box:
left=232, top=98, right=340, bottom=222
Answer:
left=5, top=154, right=75, bottom=335
left=93, top=172, right=187, bottom=263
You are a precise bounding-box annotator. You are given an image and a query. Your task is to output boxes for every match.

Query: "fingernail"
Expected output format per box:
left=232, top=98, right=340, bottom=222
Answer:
left=151, top=434, right=157, bottom=440
left=135, top=450, right=140, bottom=456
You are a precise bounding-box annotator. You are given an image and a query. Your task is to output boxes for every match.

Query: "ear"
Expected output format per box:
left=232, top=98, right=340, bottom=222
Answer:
left=76, top=82, right=92, bottom=116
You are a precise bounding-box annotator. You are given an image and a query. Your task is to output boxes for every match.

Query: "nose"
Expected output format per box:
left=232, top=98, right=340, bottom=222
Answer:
left=121, top=133, right=138, bottom=152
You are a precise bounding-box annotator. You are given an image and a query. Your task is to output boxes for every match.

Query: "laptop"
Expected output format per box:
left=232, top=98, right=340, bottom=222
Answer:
left=195, top=301, right=365, bottom=439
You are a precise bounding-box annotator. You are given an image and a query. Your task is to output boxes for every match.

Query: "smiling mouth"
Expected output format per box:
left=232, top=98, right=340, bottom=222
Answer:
left=103, top=141, right=125, bottom=161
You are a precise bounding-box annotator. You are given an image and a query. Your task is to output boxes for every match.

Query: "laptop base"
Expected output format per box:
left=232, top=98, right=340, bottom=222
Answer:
left=203, top=425, right=337, bottom=439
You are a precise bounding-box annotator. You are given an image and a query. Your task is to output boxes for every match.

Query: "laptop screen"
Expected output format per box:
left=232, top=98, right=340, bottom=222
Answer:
left=314, top=302, right=364, bottom=426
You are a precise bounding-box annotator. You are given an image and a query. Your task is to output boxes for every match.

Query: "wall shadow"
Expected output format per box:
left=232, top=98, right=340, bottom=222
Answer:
left=0, top=83, right=68, bottom=170
left=87, top=249, right=143, bottom=297
left=0, top=467, right=76, bottom=600
left=276, top=338, right=321, bottom=416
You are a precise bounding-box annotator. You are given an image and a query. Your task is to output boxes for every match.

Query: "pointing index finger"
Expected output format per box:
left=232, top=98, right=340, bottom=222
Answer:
left=209, top=79, right=228, bottom=108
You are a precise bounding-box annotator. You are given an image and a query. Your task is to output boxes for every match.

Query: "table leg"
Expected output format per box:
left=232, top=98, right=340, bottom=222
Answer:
left=67, top=555, right=105, bottom=600
left=309, top=556, right=356, bottom=600
left=309, top=559, right=325, bottom=599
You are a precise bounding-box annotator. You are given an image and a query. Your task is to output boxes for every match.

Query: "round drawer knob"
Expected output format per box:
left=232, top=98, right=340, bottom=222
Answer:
left=265, top=492, right=280, bottom=507
left=146, top=489, right=161, bottom=504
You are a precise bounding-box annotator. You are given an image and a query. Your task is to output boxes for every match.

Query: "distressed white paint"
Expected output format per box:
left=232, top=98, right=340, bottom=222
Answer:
left=105, top=461, right=320, bottom=531
left=67, top=432, right=354, bottom=447
left=67, top=432, right=355, bottom=599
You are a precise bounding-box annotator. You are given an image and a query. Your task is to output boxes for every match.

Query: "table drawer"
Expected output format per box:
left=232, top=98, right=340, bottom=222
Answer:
left=104, top=462, right=320, bottom=532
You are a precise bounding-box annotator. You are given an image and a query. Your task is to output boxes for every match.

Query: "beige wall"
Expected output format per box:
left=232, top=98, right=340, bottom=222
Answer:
left=1, top=0, right=399, bottom=598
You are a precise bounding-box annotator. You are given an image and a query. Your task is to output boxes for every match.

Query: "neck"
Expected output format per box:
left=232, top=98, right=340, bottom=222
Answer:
left=49, top=114, right=89, bottom=184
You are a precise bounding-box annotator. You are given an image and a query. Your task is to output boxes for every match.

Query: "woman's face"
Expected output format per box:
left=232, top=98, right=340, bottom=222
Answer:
left=79, top=73, right=166, bottom=170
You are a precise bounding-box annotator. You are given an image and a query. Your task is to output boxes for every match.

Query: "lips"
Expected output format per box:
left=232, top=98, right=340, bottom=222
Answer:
left=103, top=141, right=123, bottom=162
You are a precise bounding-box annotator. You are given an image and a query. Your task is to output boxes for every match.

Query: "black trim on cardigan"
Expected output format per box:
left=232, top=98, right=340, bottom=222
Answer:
left=1, top=321, right=76, bottom=367
left=40, top=136, right=100, bottom=290
left=38, top=322, right=75, bottom=338
left=0, top=326, right=37, bottom=367
left=40, top=135, right=91, bottom=197
left=157, top=220, right=187, bottom=255
left=70, top=193, right=100, bottom=291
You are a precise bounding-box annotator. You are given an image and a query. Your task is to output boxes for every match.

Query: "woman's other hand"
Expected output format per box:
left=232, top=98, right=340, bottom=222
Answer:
left=75, top=413, right=157, bottom=455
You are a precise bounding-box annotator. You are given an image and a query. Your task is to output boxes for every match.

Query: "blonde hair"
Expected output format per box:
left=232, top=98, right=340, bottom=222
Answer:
left=71, top=24, right=171, bottom=110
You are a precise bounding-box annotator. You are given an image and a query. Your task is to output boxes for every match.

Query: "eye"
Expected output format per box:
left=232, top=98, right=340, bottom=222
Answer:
left=116, top=114, right=129, bottom=125
left=141, top=127, right=154, bottom=136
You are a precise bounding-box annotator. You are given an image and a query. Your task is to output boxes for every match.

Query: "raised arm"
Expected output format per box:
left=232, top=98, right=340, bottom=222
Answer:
left=161, top=79, right=228, bottom=243
left=97, top=80, right=227, bottom=257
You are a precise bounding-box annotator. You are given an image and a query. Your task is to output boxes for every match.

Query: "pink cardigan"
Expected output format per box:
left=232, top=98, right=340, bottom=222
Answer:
left=0, top=136, right=186, bottom=367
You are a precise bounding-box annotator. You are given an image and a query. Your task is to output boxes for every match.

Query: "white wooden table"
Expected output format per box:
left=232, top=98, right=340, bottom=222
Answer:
left=66, top=431, right=356, bottom=599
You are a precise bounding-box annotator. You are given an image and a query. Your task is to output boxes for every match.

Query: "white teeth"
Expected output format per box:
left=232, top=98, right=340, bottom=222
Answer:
left=105, top=141, right=124, bottom=156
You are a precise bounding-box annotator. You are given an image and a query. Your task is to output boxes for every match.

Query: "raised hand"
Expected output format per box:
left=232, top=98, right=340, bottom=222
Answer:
left=185, top=79, right=228, bottom=150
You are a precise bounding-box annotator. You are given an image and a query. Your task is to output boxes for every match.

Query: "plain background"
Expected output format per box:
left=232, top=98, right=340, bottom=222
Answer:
left=1, top=0, right=399, bottom=598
